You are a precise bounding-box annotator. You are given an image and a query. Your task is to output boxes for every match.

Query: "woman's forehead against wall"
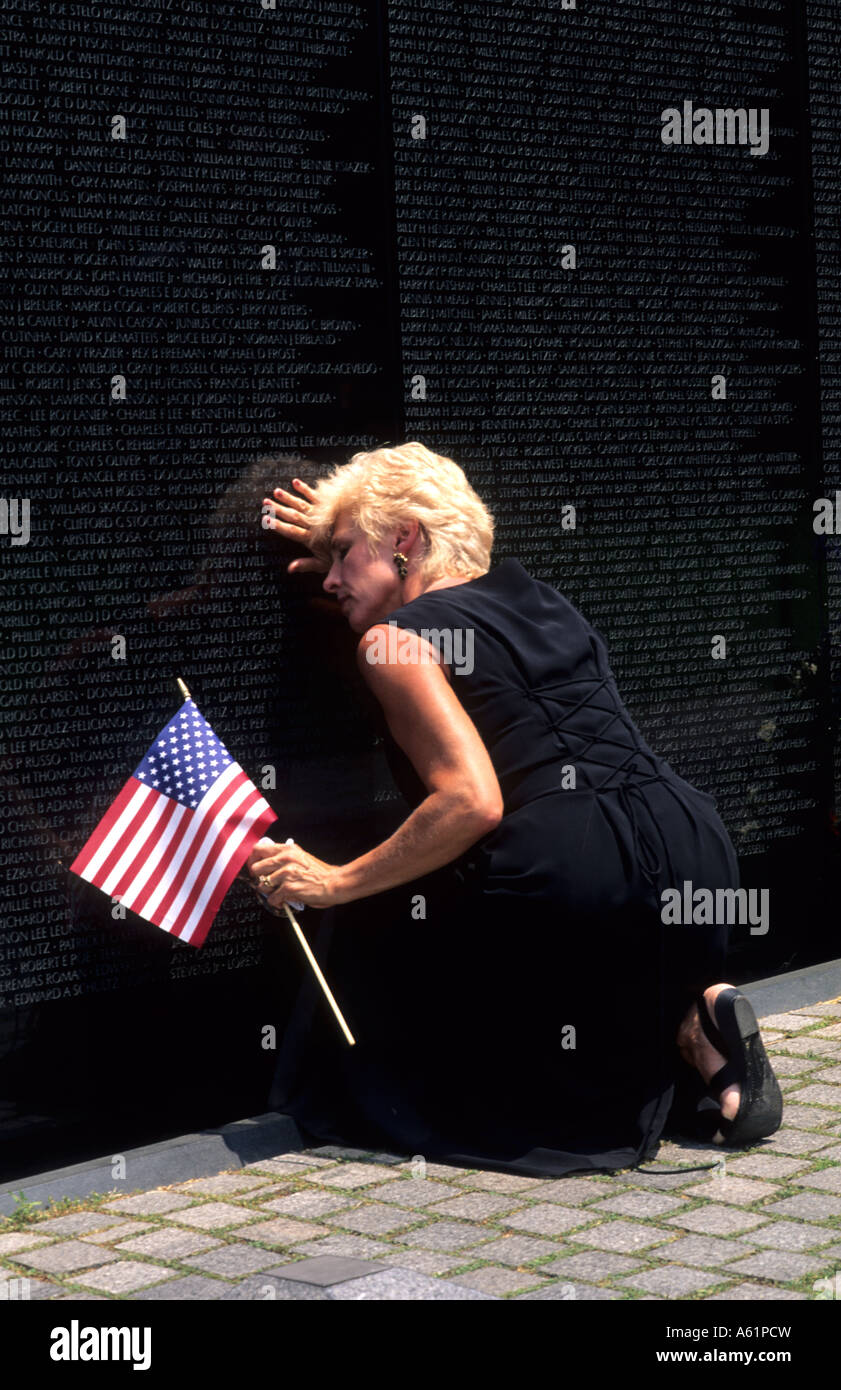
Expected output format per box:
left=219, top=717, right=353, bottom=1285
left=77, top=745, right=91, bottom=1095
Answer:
left=328, top=516, right=354, bottom=545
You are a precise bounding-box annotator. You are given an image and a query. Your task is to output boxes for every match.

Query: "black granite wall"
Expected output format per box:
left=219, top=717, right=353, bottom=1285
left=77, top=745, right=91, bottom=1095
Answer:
left=1, top=0, right=838, bottom=1175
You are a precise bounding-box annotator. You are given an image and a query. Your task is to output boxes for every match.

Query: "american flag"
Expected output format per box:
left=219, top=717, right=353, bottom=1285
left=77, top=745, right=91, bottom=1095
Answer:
left=69, top=698, right=277, bottom=946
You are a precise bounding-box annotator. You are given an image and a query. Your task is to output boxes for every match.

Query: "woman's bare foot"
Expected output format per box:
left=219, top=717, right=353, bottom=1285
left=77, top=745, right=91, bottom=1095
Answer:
left=676, top=983, right=741, bottom=1139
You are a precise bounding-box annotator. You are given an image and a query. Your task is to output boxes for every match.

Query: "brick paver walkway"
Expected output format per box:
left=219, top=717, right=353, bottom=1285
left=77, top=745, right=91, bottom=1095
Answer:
left=3, top=998, right=841, bottom=1300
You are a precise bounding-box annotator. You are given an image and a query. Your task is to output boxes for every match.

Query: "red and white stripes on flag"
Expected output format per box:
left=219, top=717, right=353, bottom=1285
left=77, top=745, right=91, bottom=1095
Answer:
left=69, top=698, right=277, bottom=946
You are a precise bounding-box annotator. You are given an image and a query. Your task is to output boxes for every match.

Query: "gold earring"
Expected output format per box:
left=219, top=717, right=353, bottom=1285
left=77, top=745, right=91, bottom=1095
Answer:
left=393, top=551, right=408, bottom=580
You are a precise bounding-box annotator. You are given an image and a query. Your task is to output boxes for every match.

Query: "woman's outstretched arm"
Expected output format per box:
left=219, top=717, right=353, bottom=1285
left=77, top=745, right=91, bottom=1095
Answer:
left=246, top=626, right=503, bottom=909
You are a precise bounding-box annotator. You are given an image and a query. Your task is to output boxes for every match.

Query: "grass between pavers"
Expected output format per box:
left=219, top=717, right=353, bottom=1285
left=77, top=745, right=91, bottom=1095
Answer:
left=3, top=1172, right=653, bottom=1300
left=0, top=1167, right=829, bottom=1229
left=508, top=1195, right=836, bottom=1296
left=786, top=1267, right=841, bottom=1297
left=3, top=1174, right=831, bottom=1304
left=441, top=1256, right=548, bottom=1297
left=0, top=1188, right=125, bottom=1230
left=32, top=1259, right=238, bottom=1302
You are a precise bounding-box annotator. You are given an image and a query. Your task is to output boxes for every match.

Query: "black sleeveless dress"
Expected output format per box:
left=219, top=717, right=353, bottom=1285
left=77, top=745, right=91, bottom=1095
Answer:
left=272, top=558, right=740, bottom=1176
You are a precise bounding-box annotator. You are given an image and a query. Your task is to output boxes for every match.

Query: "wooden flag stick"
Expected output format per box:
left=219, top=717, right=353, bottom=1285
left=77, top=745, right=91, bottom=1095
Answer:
left=281, top=902, right=356, bottom=1046
left=236, top=871, right=356, bottom=1044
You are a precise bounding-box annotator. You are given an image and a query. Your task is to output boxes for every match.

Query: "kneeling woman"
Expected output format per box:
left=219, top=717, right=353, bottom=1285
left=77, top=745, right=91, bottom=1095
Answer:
left=248, top=442, right=782, bottom=1176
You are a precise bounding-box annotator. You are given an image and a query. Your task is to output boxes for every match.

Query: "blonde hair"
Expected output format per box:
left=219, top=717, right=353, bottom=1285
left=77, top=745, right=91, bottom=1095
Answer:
left=305, top=441, right=495, bottom=584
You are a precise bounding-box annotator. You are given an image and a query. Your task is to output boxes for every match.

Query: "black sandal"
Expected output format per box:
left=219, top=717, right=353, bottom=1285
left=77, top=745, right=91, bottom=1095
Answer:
left=694, top=988, right=783, bottom=1146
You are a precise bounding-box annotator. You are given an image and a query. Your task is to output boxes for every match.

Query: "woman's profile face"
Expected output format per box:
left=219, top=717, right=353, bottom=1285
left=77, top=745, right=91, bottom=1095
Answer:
left=322, top=509, right=404, bottom=633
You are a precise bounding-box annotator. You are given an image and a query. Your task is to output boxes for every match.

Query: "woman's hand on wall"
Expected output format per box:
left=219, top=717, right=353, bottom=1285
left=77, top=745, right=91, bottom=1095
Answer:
left=261, top=477, right=328, bottom=574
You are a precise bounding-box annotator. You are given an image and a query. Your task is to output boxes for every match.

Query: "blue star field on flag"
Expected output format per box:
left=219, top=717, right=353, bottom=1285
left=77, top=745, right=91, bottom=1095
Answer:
left=132, top=699, right=234, bottom=810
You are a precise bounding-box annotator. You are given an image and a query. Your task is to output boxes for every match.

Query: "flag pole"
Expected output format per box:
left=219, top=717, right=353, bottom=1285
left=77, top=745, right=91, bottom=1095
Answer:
left=280, top=903, right=356, bottom=1046
left=238, top=871, right=357, bottom=1047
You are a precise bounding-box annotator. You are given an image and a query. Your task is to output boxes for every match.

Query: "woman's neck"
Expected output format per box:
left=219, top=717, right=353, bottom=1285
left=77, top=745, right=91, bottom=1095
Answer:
left=405, top=571, right=481, bottom=602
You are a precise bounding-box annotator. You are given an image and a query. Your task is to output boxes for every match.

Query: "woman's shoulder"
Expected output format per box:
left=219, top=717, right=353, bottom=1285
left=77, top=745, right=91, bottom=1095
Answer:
left=376, top=557, right=612, bottom=686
